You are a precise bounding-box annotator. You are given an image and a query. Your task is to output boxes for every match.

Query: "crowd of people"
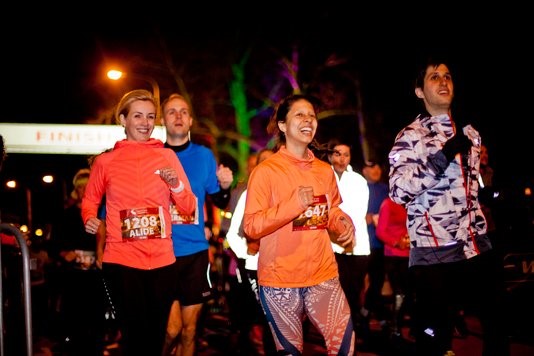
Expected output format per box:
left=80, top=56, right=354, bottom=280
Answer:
left=0, top=55, right=513, bottom=356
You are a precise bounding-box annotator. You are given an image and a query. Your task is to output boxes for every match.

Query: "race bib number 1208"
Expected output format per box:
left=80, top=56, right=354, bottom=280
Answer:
left=120, top=206, right=164, bottom=240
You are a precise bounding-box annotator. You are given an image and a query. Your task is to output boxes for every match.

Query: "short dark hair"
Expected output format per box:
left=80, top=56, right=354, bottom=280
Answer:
left=364, top=160, right=379, bottom=168
left=256, top=148, right=274, bottom=165
left=415, top=55, right=454, bottom=89
left=326, top=139, right=353, bottom=159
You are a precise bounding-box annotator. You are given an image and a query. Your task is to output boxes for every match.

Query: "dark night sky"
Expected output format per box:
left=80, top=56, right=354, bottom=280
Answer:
left=1, top=5, right=532, bottom=187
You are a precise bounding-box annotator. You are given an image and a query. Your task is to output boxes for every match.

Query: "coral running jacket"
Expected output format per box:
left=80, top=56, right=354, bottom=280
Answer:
left=82, top=138, right=196, bottom=270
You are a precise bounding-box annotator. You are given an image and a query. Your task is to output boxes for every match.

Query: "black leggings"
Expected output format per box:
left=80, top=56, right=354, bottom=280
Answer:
left=103, top=262, right=175, bottom=356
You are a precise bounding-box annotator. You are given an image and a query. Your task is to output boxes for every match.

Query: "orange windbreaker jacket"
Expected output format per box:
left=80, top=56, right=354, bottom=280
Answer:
left=243, top=146, right=352, bottom=288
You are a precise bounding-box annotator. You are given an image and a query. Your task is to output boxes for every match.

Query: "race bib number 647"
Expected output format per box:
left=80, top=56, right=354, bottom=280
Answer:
left=292, top=194, right=329, bottom=231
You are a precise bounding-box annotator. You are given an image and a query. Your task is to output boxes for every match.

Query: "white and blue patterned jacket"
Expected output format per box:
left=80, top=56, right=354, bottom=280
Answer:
left=388, top=113, right=492, bottom=267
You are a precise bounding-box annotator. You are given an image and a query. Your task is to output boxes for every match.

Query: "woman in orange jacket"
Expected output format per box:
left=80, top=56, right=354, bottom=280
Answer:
left=244, top=94, right=356, bottom=355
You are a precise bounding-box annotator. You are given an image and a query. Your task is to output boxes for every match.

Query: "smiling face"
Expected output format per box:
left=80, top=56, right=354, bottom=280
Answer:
left=120, top=100, right=156, bottom=142
left=278, top=98, right=317, bottom=153
left=415, top=63, right=454, bottom=116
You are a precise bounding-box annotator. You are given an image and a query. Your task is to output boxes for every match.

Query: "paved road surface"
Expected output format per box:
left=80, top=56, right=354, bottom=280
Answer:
left=33, top=305, right=531, bottom=355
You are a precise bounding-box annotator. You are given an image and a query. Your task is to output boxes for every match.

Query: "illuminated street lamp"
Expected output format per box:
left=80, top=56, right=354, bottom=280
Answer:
left=106, top=69, right=161, bottom=120
left=42, top=175, right=54, bottom=184
left=4, top=175, right=57, bottom=232
left=5, top=179, right=32, bottom=231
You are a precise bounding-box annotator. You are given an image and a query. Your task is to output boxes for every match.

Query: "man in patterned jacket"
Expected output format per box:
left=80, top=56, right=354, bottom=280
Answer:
left=388, top=57, right=509, bottom=356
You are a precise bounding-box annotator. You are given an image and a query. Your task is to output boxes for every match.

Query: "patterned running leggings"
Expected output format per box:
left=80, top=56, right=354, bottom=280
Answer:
left=260, top=277, right=355, bottom=355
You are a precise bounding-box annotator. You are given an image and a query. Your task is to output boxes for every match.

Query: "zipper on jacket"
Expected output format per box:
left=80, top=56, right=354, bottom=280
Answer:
left=459, top=153, right=480, bottom=255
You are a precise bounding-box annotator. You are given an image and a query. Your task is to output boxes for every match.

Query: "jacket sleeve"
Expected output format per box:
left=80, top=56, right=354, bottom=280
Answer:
left=388, top=122, right=447, bottom=206
left=243, top=166, right=306, bottom=240
left=207, top=150, right=231, bottom=210
left=210, top=188, right=231, bottom=210
left=226, top=190, right=249, bottom=259
left=168, top=152, right=197, bottom=216
left=376, top=199, right=401, bottom=247
left=81, top=157, right=106, bottom=224
left=352, top=173, right=370, bottom=228
left=326, top=172, right=354, bottom=235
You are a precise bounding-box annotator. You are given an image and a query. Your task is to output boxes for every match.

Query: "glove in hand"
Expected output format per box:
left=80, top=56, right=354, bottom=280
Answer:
left=442, top=133, right=472, bottom=162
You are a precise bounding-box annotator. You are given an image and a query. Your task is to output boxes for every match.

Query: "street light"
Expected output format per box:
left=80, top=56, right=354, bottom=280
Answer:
left=106, top=69, right=161, bottom=120
left=4, top=175, right=58, bottom=232
left=5, top=179, right=32, bottom=231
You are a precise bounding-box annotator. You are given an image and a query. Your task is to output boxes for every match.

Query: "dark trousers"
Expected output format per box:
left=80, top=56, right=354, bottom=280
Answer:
left=61, top=268, right=106, bottom=355
left=384, top=255, right=413, bottom=330
left=411, top=251, right=509, bottom=356
left=229, top=259, right=277, bottom=355
left=103, top=262, right=175, bottom=356
left=364, top=248, right=386, bottom=319
left=335, top=253, right=369, bottom=329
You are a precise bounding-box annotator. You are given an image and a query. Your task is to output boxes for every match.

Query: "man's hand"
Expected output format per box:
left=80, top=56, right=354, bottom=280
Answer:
left=216, top=164, right=233, bottom=190
left=442, top=133, right=472, bottom=162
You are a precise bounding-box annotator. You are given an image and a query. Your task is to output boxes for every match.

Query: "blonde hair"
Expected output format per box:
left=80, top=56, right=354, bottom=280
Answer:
left=114, top=89, right=156, bottom=125
left=161, top=93, right=192, bottom=115
left=70, top=168, right=91, bottom=200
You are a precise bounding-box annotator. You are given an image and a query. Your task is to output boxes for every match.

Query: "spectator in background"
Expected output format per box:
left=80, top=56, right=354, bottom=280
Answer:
left=1, top=137, right=27, bottom=354
left=81, top=89, right=196, bottom=356
left=388, top=56, right=509, bottom=356
left=226, top=147, right=276, bottom=355
left=50, top=168, right=106, bottom=355
left=160, top=93, right=233, bottom=356
left=218, top=150, right=258, bottom=353
left=376, top=197, right=413, bottom=339
left=243, top=94, right=355, bottom=355
left=361, top=160, right=389, bottom=332
left=479, top=144, right=493, bottom=188
left=218, top=151, right=258, bottom=242
left=326, top=139, right=371, bottom=345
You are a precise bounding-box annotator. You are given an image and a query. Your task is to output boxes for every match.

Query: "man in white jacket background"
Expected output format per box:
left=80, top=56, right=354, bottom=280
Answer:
left=326, top=139, right=371, bottom=346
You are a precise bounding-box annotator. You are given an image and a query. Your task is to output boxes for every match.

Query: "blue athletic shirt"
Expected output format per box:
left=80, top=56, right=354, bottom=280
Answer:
left=169, top=142, right=221, bottom=257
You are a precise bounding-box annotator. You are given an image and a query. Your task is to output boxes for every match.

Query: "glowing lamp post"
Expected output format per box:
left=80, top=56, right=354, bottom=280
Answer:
left=106, top=69, right=161, bottom=120
left=4, top=175, right=58, bottom=232
left=5, top=179, right=32, bottom=231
